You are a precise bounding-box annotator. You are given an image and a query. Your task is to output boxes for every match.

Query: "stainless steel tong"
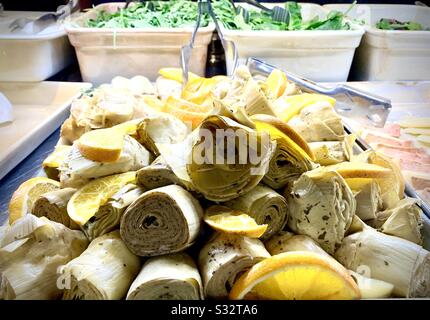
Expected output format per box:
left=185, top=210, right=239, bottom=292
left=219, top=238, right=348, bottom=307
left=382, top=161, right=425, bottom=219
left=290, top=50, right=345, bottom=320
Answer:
left=207, top=0, right=238, bottom=77
left=246, top=57, right=392, bottom=128
left=180, top=0, right=205, bottom=85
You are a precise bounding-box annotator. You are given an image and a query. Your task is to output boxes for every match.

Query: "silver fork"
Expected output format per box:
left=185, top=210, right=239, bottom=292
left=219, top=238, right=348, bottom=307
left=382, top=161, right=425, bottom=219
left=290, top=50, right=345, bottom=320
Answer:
left=180, top=0, right=205, bottom=86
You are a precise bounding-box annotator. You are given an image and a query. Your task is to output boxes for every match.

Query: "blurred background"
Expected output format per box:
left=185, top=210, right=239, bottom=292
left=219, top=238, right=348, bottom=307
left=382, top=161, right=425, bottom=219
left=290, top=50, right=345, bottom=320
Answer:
left=0, top=0, right=421, bottom=11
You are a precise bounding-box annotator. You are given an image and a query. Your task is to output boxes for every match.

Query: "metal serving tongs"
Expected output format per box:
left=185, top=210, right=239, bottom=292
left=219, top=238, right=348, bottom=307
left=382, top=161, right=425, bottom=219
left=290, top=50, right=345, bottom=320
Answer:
left=246, top=57, right=392, bottom=128
left=180, top=0, right=206, bottom=86
left=207, top=0, right=238, bottom=77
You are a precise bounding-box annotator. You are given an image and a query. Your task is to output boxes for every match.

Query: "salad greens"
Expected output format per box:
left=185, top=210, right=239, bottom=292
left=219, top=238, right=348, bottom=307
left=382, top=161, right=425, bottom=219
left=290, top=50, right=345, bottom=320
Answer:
left=376, top=18, right=428, bottom=31
left=86, top=1, right=209, bottom=28
left=212, top=0, right=354, bottom=31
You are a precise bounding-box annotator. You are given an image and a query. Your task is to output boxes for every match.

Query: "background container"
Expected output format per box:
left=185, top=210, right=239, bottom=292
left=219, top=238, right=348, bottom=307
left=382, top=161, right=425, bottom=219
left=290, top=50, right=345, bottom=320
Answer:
left=221, top=3, right=364, bottom=82
left=0, top=11, right=73, bottom=82
left=65, top=2, right=215, bottom=84
left=324, top=4, right=430, bottom=81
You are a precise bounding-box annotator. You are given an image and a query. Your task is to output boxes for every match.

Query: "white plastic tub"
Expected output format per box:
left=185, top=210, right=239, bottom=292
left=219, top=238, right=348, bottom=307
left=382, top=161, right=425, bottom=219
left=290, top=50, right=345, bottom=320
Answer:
left=324, top=4, right=430, bottom=81
left=221, top=3, right=364, bottom=82
left=65, top=3, right=215, bottom=84
left=0, top=11, right=73, bottom=82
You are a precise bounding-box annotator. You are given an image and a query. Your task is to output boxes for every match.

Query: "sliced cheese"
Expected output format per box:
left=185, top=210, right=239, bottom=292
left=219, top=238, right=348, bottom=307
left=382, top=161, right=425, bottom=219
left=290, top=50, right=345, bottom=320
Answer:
left=403, top=128, right=430, bottom=135
left=398, top=117, right=430, bottom=128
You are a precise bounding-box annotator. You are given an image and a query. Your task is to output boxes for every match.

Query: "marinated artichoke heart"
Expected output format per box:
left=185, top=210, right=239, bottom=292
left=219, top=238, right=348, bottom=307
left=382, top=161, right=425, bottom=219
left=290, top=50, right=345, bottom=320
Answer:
left=353, top=181, right=383, bottom=221
left=120, top=185, right=203, bottom=257
left=135, top=112, right=189, bottom=156
left=59, top=135, right=152, bottom=188
left=215, top=66, right=276, bottom=119
left=0, top=215, right=88, bottom=300
left=265, top=232, right=330, bottom=257
left=186, top=115, right=275, bottom=202
left=60, top=231, right=140, bottom=300
left=286, top=168, right=356, bottom=254
left=352, top=150, right=405, bottom=209
left=127, top=253, right=203, bottom=300
left=225, top=185, right=289, bottom=240
left=137, top=156, right=191, bottom=190
left=262, top=130, right=315, bottom=189
left=370, top=198, right=423, bottom=245
left=32, top=188, right=78, bottom=229
left=335, top=228, right=430, bottom=298
left=309, top=135, right=355, bottom=166
left=198, top=233, right=270, bottom=299
left=288, top=103, right=345, bottom=142
left=82, top=184, right=145, bottom=241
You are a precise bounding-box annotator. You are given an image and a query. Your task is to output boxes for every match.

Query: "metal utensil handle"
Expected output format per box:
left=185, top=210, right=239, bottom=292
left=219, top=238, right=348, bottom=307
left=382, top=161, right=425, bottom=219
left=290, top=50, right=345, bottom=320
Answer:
left=207, top=0, right=238, bottom=76
left=242, top=0, right=271, bottom=12
left=190, top=0, right=203, bottom=48
left=246, top=57, right=390, bottom=108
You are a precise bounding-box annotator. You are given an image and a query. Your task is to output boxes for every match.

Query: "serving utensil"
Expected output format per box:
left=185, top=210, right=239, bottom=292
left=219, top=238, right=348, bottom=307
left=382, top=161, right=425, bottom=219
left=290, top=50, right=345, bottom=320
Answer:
left=207, top=0, right=238, bottom=76
left=246, top=57, right=392, bottom=128
left=180, top=0, right=205, bottom=85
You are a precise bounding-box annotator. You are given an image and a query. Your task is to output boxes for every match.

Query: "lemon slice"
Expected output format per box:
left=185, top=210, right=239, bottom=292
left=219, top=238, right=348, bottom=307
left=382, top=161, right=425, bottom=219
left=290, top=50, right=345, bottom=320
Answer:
left=181, top=77, right=216, bottom=105
left=43, top=145, right=72, bottom=168
left=265, top=69, right=287, bottom=99
left=204, top=206, right=268, bottom=238
left=164, top=96, right=212, bottom=128
left=9, top=177, right=60, bottom=224
left=275, top=93, right=336, bottom=123
left=229, top=251, right=361, bottom=300
left=251, top=114, right=314, bottom=161
left=67, top=171, right=136, bottom=226
left=77, top=120, right=139, bottom=163
left=325, top=162, right=392, bottom=179
left=158, top=68, right=200, bottom=83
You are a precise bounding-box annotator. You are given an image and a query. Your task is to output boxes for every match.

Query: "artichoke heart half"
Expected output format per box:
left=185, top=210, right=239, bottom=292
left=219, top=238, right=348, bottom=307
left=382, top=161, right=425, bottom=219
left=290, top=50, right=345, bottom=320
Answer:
left=286, top=168, right=356, bottom=254
left=252, top=115, right=315, bottom=189
left=59, top=135, right=153, bottom=189
left=60, top=231, right=140, bottom=300
left=198, top=233, right=270, bottom=299
left=186, top=115, right=275, bottom=202
left=288, top=103, right=345, bottom=142
left=127, top=253, right=203, bottom=300
left=0, top=215, right=88, bottom=300
left=82, top=184, right=145, bottom=241
left=335, top=228, right=430, bottom=298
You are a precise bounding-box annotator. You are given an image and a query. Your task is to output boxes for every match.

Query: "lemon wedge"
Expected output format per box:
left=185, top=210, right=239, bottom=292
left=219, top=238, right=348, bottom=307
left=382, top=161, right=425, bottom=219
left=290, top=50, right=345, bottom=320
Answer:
left=325, top=162, right=392, bottom=179
left=274, top=93, right=336, bottom=123
left=158, top=68, right=200, bottom=83
left=229, top=251, right=361, bottom=300
left=67, top=171, right=136, bottom=226
left=9, top=177, right=60, bottom=224
left=204, top=206, right=268, bottom=238
left=265, top=69, right=287, bottom=99
left=251, top=114, right=314, bottom=161
left=76, top=121, right=139, bottom=163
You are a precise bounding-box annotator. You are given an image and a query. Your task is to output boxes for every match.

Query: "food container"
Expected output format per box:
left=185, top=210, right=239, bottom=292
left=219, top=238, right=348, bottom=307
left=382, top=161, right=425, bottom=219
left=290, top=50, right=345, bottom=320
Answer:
left=65, top=2, right=215, bottom=84
left=324, top=4, right=430, bottom=81
left=0, top=11, right=73, bottom=82
left=220, top=3, right=364, bottom=82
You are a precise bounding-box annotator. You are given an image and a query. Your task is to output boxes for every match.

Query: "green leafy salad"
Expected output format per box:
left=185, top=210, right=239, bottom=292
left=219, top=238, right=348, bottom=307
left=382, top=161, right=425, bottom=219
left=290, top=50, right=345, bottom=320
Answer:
left=86, top=1, right=209, bottom=28
left=212, top=0, right=354, bottom=31
left=376, top=18, right=429, bottom=31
